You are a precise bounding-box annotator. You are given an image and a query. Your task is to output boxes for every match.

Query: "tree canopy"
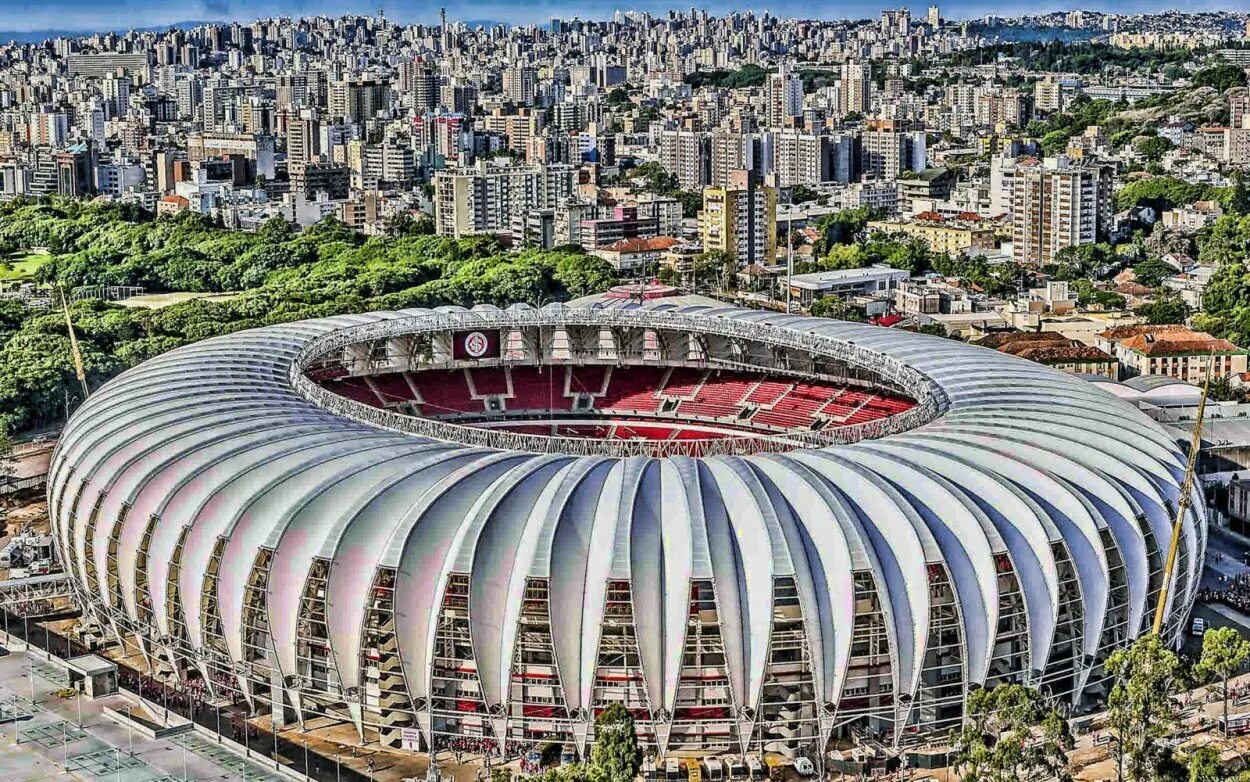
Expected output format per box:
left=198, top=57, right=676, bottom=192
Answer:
left=0, top=199, right=618, bottom=433
left=587, top=704, right=641, bottom=782
left=1105, top=634, right=1183, bottom=782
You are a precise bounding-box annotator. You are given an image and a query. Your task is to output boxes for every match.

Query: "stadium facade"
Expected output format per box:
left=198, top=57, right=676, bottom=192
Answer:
left=48, top=302, right=1204, bottom=758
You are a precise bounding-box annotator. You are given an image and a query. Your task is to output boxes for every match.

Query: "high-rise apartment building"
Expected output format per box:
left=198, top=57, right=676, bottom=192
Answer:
left=860, top=120, right=926, bottom=180
left=434, top=161, right=577, bottom=238
left=503, top=65, right=538, bottom=105
left=772, top=131, right=831, bottom=187
left=329, top=78, right=392, bottom=123
left=1034, top=77, right=1062, bottom=113
left=286, top=111, right=321, bottom=164
left=700, top=169, right=777, bottom=266
left=659, top=130, right=711, bottom=191
left=66, top=52, right=148, bottom=79
left=1232, top=93, right=1250, bottom=130
left=710, top=130, right=751, bottom=188
left=1010, top=157, right=1111, bottom=266
left=276, top=74, right=309, bottom=107
left=765, top=65, right=804, bottom=127
left=398, top=59, right=441, bottom=112
left=29, top=110, right=69, bottom=148
left=103, top=74, right=131, bottom=119
left=839, top=60, right=872, bottom=116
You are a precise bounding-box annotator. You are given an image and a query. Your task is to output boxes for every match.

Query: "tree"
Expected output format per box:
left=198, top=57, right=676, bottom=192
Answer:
left=693, top=251, right=735, bottom=293
left=1071, top=279, right=1127, bottom=310
left=1135, top=135, right=1174, bottom=163
left=916, top=323, right=949, bottom=338
left=809, top=296, right=865, bottom=322
left=791, top=184, right=820, bottom=204
left=1132, top=256, right=1178, bottom=289
left=384, top=211, right=435, bottom=237
left=1184, top=745, right=1223, bottom=782
left=1134, top=296, right=1190, bottom=326
left=1114, top=177, right=1214, bottom=213
left=1049, top=243, right=1115, bottom=281
left=953, top=683, right=1073, bottom=782
left=1197, top=626, right=1250, bottom=736
left=1194, top=63, right=1248, bottom=93
left=587, top=703, right=640, bottom=782
left=0, top=419, right=14, bottom=490
left=1104, top=634, right=1183, bottom=782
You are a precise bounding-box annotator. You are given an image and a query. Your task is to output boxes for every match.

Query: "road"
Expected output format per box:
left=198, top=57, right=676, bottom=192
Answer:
left=1203, top=524, right=1250, bottom=589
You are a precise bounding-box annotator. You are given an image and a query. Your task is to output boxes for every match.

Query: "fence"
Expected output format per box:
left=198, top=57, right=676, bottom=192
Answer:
left=0, top=607, right=374, bottom=782
left=1, top=474, right=47, bottom=495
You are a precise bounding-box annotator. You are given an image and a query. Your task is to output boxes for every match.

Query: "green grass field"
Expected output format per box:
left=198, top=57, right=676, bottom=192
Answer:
left=0, top=250, right=50, bottom=282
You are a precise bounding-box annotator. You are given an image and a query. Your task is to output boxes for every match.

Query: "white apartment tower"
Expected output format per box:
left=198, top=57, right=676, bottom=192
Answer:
left=659, top=130, right=711, bottom=191
left=765, top=65, right=804, bottom=127
left=1011, top=157, right=1112, bottom=265
left=434, top=161, right=577, bottom=238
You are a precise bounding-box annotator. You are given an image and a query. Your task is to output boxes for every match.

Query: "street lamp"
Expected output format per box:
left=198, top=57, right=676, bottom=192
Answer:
left=334, top=751, right=341, bottom=782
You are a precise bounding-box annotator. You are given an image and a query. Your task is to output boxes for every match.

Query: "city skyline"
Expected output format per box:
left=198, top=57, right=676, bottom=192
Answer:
left=0, top=0, right=1244, bottom=36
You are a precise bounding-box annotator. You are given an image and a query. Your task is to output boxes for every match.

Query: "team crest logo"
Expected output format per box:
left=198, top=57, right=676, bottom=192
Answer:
left=463, top=331, right=490, bottom=358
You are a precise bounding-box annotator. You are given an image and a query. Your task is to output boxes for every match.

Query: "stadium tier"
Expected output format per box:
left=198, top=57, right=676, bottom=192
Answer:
left=317, top=366, right=918, bottom=437
left=48, top=303, right=1204, bottom=762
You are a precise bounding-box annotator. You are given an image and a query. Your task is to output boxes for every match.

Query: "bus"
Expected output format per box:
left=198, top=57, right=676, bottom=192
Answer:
left=665, top=758, right=683, bottom=782
left=1221, top=713, right=1250, bottom=736
left=706, top=758, right=724, bottom=782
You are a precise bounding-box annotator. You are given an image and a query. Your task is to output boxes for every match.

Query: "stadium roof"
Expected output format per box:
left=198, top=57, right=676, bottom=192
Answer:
left=48, top=302, right=1204, bottom=731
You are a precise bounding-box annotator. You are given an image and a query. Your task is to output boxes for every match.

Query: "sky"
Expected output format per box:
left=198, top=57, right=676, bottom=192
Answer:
left=0, top=0, right=1242, bottom=35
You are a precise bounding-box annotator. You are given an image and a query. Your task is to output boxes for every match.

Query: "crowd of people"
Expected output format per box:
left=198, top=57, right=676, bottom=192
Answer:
left=437, top=734, right=501, bottom=763
left=1197, top=571, right=1250, bottom=614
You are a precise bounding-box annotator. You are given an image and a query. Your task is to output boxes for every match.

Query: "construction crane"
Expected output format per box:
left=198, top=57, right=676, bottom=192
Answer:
left=1152, top=353, right=1215, bottom=637
left=59, top=288, right=90, bottom=399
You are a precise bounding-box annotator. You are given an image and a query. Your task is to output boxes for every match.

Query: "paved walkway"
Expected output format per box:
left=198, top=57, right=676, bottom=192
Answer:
left=0, top=646, right=292, bottom=781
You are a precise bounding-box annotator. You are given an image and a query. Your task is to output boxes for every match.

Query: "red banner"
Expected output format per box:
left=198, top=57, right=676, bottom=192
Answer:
left=452, top=330, right=500, bottom=361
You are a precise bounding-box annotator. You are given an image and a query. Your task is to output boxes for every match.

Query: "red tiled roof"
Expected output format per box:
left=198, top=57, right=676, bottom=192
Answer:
left=603, top=236, right=682, bottom=253
left=1009, top=345, right=1116, bottom=363
left=1098, top=324, right=1189, bottom=340
left=978, top=331, right=1069, bottom=349
left=1118, top=334, right=1243, bottom=356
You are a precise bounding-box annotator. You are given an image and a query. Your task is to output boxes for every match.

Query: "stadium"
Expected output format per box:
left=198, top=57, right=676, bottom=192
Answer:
left=47, top=297, right=1204, bottom=761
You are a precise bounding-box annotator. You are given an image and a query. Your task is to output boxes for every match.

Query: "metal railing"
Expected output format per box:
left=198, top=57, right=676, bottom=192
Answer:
left=289, top=308, right=949, bottom=457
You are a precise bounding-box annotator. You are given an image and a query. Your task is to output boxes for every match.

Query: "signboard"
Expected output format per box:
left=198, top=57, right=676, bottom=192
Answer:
left=452, top=330, right=501, bottom=361
left=400, top=726, right=422, bottom=751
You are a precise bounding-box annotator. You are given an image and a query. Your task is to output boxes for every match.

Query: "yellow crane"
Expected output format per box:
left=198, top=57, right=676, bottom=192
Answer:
left=60, top=288, right=90, bottom=399
left=1152, top=353, right=1214, bottom=637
